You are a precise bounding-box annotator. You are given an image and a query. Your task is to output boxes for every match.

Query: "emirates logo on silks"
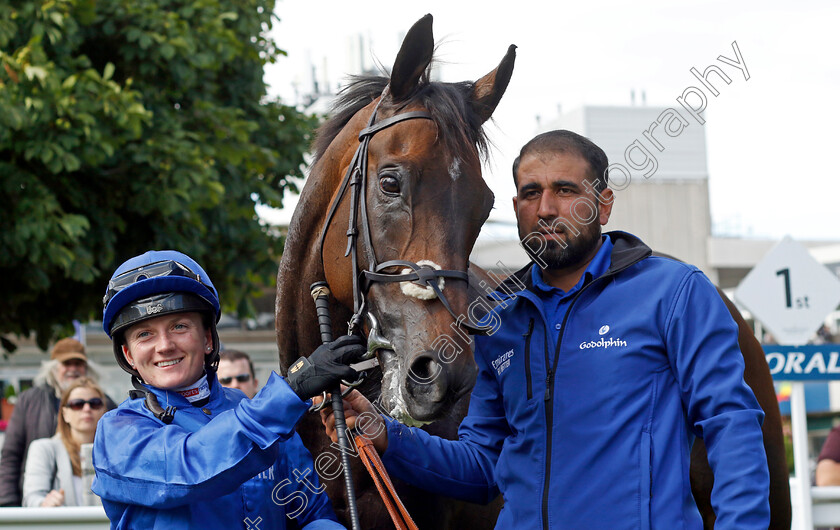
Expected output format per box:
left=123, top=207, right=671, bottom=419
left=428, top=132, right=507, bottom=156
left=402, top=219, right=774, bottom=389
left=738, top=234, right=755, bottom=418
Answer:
left=492, top=349, right=514, bottom=376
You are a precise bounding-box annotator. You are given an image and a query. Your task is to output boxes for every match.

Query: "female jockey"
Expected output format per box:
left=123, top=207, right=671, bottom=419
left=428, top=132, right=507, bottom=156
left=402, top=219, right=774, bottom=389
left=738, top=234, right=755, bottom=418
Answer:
left=92, top=250, right=364, bottom=529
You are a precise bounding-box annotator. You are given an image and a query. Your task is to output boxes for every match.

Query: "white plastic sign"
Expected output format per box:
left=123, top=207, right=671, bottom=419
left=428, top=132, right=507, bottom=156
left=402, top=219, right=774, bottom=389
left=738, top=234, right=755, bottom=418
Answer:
left=735, top=236, right=840, bottom=346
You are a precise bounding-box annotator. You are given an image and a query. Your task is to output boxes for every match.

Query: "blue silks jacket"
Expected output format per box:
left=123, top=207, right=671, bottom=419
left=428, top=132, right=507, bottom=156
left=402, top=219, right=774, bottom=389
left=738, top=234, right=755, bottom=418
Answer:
left=92, top=372, right=342, bottom=529
left=381, top=231, right=769, bottom=529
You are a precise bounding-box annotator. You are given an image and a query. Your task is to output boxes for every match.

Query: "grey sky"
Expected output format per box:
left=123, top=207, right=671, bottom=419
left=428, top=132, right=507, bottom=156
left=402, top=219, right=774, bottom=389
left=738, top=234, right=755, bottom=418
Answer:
left=264, top=1, right=840, bottom=240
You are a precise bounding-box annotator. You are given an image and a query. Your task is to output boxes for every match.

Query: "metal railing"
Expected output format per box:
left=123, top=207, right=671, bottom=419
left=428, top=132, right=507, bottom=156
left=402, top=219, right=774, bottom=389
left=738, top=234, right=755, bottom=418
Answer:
left=790, top=481, right=840, bottom=528
left=0, top=506, right=109, bottom=529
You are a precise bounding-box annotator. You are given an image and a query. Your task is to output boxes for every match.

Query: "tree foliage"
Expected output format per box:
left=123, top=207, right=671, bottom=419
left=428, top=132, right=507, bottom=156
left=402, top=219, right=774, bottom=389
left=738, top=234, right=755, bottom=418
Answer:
left=0, top=0, right=317, bottom=351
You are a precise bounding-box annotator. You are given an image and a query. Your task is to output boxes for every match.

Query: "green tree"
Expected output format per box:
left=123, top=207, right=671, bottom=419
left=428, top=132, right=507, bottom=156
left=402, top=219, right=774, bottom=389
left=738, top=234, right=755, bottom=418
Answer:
left=0, top=0, right=317, bottom=352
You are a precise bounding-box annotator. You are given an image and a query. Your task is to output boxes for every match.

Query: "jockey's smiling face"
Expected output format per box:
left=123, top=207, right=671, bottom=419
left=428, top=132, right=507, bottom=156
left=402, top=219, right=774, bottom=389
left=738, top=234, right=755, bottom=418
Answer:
left=122, top=312, right=211, bottom=390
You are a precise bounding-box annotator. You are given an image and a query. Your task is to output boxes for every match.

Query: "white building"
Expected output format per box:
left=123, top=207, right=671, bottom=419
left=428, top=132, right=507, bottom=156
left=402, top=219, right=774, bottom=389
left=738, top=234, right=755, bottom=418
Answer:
left=472, top=104, right=840, bottom=297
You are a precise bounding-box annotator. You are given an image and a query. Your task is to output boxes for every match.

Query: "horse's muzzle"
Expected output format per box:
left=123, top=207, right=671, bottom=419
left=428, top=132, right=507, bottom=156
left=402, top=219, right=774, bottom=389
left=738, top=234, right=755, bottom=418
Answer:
left=403, top=350, right=477, bottom=422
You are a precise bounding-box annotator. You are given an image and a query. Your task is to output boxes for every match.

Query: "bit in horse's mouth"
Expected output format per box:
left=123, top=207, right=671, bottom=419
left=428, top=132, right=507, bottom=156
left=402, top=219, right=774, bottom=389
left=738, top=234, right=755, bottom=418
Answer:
left=349, top=354, right=380, bottom=372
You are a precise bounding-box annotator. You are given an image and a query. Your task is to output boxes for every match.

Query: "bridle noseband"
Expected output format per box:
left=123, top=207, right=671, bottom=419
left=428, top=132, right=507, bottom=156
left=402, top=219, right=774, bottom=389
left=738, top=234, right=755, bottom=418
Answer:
left=317, top=89, right=491, bottom=338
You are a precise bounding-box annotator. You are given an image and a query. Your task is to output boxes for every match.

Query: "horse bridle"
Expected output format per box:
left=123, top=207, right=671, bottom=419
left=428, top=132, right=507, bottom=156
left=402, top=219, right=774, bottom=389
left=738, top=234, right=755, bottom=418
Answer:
left=312, top=89, right=489, bottom=530
left=317, top=88, right=491, bottom=341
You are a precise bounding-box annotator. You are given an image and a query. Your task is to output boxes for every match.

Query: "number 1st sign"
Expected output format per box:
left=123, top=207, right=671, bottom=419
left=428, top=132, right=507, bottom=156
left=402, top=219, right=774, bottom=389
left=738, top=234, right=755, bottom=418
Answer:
left=735, top=236, right=840, bottom=346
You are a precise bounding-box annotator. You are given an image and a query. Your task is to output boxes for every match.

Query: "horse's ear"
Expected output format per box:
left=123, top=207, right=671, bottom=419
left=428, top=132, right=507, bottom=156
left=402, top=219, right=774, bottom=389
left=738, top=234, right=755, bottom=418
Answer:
left=390, top=14, right=434, bottom=101
left=471, top=44, right=517, bottom=124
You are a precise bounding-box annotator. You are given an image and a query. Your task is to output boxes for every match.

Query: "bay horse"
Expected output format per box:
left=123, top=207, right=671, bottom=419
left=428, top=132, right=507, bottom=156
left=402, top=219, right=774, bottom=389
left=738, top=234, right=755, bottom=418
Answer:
left=276, top=14, right=513, bottom=528
left=275, top=14, right=789, bottom=529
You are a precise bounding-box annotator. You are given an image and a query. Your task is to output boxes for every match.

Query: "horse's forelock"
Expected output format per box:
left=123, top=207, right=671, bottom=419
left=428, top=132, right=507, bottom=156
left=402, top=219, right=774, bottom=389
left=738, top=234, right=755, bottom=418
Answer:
left=311, top=74, right=489, bottom=166
left=311, top=75, right=389, bottom=161
left=418, top=81, right=489, bottom=163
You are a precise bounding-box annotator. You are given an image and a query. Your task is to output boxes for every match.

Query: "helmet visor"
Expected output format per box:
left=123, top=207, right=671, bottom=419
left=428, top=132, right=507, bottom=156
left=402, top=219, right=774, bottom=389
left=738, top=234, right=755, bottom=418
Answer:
left=103, top=260, right=211, bottom=306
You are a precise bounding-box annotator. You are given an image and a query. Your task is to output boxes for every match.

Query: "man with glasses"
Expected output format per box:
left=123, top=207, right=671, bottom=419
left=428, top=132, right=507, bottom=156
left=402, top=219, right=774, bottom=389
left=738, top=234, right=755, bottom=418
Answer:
left=217, top=349, right=260, bottom=398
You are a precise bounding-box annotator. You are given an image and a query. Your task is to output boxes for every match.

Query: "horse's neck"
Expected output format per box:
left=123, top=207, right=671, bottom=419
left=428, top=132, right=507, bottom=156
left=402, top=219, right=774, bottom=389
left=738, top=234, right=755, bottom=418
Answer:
left=277, top=105, right=376, bottom=368
left=281, top=109, right=369, bottom=267
left=276, top=145, right=359, bottom=368
left=276, top=171, right=328, bottom=367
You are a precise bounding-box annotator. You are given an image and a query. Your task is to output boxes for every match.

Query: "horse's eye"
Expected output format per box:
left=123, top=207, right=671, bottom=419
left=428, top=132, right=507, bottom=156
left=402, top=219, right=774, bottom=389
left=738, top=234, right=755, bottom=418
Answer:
left=379, top=175, right=400, bottom=195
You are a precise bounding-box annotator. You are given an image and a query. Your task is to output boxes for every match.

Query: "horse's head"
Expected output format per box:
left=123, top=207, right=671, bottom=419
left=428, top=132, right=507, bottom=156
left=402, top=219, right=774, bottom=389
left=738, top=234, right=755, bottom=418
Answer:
left=315, top=15, right=515, bottom=424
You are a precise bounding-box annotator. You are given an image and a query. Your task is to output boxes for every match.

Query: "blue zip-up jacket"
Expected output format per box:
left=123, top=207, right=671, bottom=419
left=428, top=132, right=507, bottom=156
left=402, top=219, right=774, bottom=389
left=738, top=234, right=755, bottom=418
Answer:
left=381, top=231, right=769, bottom=529
left=92, top=372, right=342, bottom=529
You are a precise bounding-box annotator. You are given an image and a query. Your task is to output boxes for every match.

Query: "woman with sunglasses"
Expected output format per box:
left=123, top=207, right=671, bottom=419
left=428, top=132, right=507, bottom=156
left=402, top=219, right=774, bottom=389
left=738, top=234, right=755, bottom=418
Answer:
left=22, top=378, right=106, bottom=507
left=91, top=250, right=365, bottom=529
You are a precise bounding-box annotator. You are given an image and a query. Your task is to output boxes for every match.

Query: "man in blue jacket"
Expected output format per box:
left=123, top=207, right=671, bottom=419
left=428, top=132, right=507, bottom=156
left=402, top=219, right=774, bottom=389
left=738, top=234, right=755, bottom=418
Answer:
left=93, top=250, right=366, bottom=529
left=321, top=130, right=770, bottom=529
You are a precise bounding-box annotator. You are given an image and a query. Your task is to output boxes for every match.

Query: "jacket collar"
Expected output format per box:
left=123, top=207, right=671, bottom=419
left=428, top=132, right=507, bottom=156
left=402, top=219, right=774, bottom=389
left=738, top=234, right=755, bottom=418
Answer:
left=141, top=372, right=224, bottom=409
left=495, top=230, right=652, bottom=297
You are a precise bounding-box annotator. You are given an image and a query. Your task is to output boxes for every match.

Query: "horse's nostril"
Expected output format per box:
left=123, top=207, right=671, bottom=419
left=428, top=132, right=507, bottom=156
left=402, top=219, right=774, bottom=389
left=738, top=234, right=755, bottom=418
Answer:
left=408, top=356, right=440, bottom=385
left=405, top=354, right=447, bottom=404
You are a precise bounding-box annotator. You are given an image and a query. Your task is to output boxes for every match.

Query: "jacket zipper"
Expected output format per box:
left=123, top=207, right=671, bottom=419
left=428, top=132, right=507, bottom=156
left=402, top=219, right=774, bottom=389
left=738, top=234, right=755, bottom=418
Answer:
left=543, top=328, right=550, bottom=401
left=523, top=318, right=534, bottom=400
left=519, top=240, right=647, bottom=530
left=540, top=274, right=615, bottom=530
left=541, top=307, right=563, bottom=530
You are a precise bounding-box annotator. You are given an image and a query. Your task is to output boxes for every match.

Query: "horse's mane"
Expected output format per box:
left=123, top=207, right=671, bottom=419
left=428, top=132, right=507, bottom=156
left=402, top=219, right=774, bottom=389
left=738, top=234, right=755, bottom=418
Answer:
left=312, top=73, right=490, bottom=164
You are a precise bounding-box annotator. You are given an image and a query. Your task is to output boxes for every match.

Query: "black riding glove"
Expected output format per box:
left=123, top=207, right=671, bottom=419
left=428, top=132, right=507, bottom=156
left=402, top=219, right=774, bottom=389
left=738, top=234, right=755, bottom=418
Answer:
left=286, top=334, right=368, bottom=400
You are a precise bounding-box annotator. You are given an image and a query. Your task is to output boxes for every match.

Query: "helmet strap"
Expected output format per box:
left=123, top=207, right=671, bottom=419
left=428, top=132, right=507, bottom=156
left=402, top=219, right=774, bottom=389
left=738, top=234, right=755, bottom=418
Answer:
left=129, top=376, right=175, bottom=424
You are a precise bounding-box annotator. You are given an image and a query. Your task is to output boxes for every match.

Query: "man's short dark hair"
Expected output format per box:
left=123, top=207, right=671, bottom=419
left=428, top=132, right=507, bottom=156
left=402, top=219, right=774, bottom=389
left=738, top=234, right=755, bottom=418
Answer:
left=219, top=349, right=255, bottom=377
left=512, top=130, right=609, bottom=191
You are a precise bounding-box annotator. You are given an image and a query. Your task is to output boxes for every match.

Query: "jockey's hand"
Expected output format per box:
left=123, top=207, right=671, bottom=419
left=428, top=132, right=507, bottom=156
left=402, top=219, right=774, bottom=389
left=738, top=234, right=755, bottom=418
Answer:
left=316, top=388, right=388, bottom=454
left=286, top=335, right=367, bottom=400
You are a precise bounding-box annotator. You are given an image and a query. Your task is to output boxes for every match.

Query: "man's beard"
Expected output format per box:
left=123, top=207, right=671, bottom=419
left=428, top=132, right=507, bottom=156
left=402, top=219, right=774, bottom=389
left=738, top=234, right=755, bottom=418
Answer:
left=519, top=219, right=602, bottom=271
left=57, top=372, right=83, bottom=391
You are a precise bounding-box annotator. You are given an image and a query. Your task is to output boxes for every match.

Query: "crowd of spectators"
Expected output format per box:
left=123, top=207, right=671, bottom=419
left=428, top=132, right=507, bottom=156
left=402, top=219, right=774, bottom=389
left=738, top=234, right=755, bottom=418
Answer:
left=0, top=339, right=115, bottom=506
left=0, top=338, right=261, bottom=508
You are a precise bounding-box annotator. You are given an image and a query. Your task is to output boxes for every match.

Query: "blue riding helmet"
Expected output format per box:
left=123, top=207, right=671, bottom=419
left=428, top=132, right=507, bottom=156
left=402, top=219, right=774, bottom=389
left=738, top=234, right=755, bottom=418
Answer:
left=102, top=250, right=222, bottom=378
